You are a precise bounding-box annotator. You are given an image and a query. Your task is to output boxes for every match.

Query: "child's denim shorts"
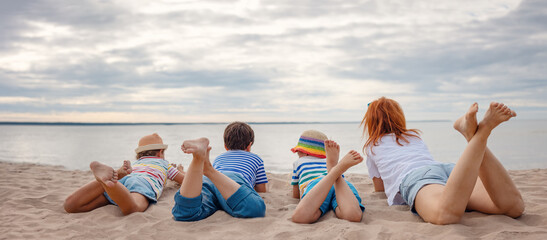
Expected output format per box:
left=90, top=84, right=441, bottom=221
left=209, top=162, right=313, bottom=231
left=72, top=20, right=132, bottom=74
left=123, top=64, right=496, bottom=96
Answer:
left=104, top=175, right=157, bottom=205
left=399, top=162, right=455, bottom=213
left=302, top=177, right=365, bottom=216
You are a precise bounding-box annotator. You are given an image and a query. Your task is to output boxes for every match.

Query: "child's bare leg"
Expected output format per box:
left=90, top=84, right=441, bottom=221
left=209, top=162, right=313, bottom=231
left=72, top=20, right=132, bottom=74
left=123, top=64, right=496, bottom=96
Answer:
left=179, top=138, right=210, bottom=198
left=415, top=102, right=515, bottom=224
left=333, top=151, right=364, bottom=222
left=454, top=104, right=524, bottom=217
left=64, top=160, right=133, bottom=213
left=292, top=150, right=363, bottom=224
left=325, top=140, right=339, bottom=172
left=90, top=161, right=149, bottom=215
left=323, top=140, right=362, bottom=221
left=64, top=180, right=109, bottom=213
left=202, top=153, right=240, bottom=200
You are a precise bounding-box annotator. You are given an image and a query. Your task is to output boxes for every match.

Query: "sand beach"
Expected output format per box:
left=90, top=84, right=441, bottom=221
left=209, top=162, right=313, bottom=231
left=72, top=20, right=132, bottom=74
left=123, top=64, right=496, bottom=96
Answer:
left=1, top=161, right=547, bottom=239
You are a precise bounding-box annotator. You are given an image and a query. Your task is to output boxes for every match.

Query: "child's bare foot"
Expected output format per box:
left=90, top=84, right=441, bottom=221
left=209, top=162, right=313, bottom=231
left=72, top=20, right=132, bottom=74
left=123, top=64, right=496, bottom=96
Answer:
left=453, top=102, right=479, bottom=141
left=479, top=102, right=516, bottom=132
left=202, top=147, right=217, bottom=176
left=117, top=160, right=132, bottom=179
left=336, top=150, right=363, bottom=172
left=324, top=140, right=340, bottom=172
left=181, top=138, right=210, bottom=157
left=90, top=161, right=118, bottom=188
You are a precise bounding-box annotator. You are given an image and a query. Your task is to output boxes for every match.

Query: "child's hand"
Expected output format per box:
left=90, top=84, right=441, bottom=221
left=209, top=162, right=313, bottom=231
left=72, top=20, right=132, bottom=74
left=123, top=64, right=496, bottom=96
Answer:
left=171, top=163, right=185, bottom=174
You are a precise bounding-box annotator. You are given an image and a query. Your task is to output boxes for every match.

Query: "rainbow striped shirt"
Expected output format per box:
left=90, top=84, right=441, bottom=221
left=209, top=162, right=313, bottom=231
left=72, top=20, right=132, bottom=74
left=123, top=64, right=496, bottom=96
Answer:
left=291, top=156, right=328, bottom=194
left=131, top=156, right=180, bottom=200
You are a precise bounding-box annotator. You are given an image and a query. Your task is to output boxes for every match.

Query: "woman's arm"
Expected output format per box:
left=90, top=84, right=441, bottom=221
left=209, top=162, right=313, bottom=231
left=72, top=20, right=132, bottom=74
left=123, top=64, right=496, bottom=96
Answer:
left=373, top=177, right=385, bottom=192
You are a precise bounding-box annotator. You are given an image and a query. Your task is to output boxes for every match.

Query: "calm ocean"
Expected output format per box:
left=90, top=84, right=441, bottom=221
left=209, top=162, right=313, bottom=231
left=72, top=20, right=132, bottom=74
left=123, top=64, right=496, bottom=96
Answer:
left=1, top=120, right=546, bottom=174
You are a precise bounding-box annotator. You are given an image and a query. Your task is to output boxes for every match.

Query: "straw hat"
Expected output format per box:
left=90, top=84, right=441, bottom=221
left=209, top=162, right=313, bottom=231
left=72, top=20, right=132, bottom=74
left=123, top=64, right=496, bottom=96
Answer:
left=135, top=133, right=168, bottom=153
left=290, top=130, right=328, bottom=158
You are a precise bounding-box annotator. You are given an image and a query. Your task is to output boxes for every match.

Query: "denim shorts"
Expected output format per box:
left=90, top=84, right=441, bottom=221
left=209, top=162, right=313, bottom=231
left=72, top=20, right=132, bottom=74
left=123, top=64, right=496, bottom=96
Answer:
left=172, top=172, right=266, bottom=221
left=302, top=177, right=365, bottom=216
left=399, top=163, right=455, bottom=213
left=104, top=175, right=157, bottom=205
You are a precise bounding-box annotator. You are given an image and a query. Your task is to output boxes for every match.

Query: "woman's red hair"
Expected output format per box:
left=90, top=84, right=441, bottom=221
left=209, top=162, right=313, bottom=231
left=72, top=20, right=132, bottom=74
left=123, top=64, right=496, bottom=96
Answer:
left=361, top=97, right=420, bottom=154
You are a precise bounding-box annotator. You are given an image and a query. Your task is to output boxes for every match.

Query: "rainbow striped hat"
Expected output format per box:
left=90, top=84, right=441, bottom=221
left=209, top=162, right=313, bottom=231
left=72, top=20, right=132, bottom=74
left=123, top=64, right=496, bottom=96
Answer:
left=291, top=130, right=328, bottom=158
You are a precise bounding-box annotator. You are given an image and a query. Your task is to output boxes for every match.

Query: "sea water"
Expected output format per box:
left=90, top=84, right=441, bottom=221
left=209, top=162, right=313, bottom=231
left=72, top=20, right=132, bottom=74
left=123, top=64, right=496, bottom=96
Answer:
left=1, top=120, right=546, bottom=174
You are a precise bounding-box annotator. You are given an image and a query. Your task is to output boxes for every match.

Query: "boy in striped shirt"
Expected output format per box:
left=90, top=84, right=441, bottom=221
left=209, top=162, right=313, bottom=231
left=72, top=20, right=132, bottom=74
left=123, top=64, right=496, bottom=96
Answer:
left=290, top=130, right=365, bottom=223
left=64, top=133, right=185, bottom=215
left=172, top=122, right=267, bottom=221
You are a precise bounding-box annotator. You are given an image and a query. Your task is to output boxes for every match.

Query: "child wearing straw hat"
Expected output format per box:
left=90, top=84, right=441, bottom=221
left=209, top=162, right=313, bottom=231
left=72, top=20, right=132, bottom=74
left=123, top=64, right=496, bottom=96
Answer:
left=64, top=133, right=185, bottom=215
left=290, top=130, right=365, bottom=223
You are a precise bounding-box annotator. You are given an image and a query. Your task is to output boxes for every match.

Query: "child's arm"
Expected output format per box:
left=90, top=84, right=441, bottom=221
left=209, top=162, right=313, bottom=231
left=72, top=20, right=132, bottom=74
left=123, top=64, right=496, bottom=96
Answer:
left=254, top=183, right=267, bottom=193
left=169, top=164, right=185, bottom=185
left=372, top=177, right=385, bottom=192
left=292, top=185, right=300, bottom=199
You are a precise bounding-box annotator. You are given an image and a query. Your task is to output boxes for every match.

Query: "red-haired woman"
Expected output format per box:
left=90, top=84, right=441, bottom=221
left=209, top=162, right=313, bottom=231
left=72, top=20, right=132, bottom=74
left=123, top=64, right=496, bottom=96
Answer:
left=361, top=97, right=524, bottom=224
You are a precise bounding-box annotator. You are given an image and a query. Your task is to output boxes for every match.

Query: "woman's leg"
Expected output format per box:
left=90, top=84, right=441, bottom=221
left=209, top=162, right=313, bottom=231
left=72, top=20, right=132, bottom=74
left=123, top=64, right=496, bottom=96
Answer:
left=463, top=142, right=524, bottom=216
left=414, top=102, right=515, bottom=224
left=453, top=104, right=524, bottom=216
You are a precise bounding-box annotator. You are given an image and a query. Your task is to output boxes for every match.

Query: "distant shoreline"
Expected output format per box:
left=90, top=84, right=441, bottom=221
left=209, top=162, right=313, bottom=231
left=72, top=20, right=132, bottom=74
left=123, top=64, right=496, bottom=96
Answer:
left=0, top=120, right=451, bottom=126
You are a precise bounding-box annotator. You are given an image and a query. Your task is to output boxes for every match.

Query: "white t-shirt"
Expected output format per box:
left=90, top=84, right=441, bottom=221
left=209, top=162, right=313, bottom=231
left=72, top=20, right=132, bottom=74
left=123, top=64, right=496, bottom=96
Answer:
left=366, top=133, right=438, bottom=205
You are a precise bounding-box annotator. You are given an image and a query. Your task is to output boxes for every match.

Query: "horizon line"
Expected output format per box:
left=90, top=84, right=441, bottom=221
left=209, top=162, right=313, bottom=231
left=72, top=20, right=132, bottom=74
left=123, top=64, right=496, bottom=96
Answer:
left=0, top=120, right=452, bottom=126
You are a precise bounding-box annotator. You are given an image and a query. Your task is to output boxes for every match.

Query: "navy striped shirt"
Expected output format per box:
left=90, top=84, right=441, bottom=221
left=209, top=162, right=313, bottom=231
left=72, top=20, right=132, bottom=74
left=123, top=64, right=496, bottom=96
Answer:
left=213, top=150, right=268, bottom=187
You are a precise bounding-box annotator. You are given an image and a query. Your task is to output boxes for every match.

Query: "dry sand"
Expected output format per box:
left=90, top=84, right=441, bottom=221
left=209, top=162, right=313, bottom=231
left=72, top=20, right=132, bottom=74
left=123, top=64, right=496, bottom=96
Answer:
left=1, top=161, right=547, bottom=240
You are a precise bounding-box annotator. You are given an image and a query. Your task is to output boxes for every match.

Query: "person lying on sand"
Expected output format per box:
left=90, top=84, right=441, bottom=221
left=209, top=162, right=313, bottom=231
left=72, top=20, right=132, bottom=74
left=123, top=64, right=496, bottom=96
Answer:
left=64, top=133, right=185, bottom=215
left=172, top=122, right=267, bottom=221
left=362, top=97, right=524, bottom=224
left=290, top=130, right=365, bottom=223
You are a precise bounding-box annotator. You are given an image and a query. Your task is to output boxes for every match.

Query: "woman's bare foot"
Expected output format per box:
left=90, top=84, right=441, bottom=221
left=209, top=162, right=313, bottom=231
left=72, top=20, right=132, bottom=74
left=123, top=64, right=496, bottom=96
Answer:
left=90, top=161, right=118, bottom=188
left=453, top=102, right=479, bottom=141
left=325, top=140, right=340, bottom=172
left=336, top=150, right=363, bottom=172
left=117, top=160, right=132, bottom=179
left=479, top=102, right=516, bottom=132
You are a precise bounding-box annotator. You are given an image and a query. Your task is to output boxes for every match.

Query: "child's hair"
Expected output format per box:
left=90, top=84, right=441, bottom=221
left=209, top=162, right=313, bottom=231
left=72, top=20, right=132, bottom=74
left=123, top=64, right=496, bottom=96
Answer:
left=360, top=97, right=420, bottom=154
left=224, top=121, right=254, bottom=150
left=136, top=150, right=161, bottom=160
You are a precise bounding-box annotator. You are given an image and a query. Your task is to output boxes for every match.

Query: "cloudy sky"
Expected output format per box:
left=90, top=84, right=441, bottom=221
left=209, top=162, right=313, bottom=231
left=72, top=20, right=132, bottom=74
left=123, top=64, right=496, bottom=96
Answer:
left=0, top=0, right=546, bottom=123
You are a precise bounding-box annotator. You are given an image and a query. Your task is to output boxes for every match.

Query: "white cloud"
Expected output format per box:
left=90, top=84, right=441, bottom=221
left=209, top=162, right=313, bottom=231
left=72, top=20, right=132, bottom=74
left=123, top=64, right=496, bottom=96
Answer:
left=1, top=0, right=546, bottom=122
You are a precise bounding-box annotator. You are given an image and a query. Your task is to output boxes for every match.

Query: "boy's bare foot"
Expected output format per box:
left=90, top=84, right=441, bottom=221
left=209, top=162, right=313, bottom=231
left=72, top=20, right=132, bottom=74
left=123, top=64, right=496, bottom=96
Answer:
left=117, top=160, right=132, bottom=179
left=202, top=147, right=217, bottom=176
left=90, top=161, right=118, bottom=188
left=479, top=102, right=516, bottom=132
left=325, top=140, right=340, bottom=172
left=453, top=102, right=479, bottom=141
left=181, top=138, right=210, bottom=157
left=336, top=150, right=363, bottom=172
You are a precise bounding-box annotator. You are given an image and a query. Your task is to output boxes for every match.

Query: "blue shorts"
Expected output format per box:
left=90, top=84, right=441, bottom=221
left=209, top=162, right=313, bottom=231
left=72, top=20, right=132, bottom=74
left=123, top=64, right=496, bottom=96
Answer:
left=399, top=163, right=455, bottom=213
left=172, top=172, right=266, bottom=221
left=302, top=177, right=365, bottom=216
left=104, top=175, right=157, bottom=205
